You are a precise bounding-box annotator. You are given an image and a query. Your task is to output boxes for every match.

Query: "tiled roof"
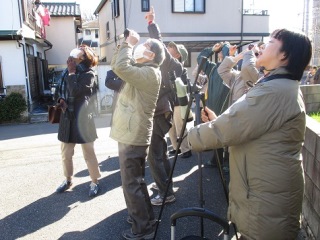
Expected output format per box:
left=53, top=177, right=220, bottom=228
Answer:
left=43, top=2, right=81, bottom=17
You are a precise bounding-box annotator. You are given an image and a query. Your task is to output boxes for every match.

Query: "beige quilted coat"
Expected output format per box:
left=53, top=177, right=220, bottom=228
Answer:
left=188, top=68, right=305, bottom=239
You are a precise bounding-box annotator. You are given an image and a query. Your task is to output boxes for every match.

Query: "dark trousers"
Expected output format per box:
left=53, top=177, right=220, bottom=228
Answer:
left=147, top=113, right=174, bottom=197
left=118, top=142, right=155, bottom=234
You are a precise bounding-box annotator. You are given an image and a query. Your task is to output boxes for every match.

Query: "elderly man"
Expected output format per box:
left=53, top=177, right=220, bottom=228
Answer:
left=111, top=30, right=165, bottom=240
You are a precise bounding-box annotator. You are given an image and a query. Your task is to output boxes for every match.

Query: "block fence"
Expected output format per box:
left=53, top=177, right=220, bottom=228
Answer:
left=300, top=85, right=320, bottom=114
left=301, top=116, right=320, bottom=240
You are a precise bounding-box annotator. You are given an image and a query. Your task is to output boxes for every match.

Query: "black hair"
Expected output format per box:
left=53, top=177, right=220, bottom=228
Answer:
left=147, top=39, right=165, bottom=65
left=271, top=29, right=312, bottom=80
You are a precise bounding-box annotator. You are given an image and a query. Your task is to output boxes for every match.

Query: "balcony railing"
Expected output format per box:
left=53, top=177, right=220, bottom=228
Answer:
left=24, top=0, right=46, bottom=39
left=243, top=9, right=269, bottom=16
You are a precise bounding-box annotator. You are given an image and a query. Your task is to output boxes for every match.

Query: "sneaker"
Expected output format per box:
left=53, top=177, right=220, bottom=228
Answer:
left=122, top=227, right=155, bottom=240
left=180, top=150, right=192, bottom=158
left=150, top=183, right=159, bottom=191
left=126, top=216, right=157, bottom=226
left=151, top=194, right=176, bottom=206
left=89, top=182, right=100, bottom=197
left=56, top=180, right=72, bottom=193
left=169, top=149, right=181, bottom=155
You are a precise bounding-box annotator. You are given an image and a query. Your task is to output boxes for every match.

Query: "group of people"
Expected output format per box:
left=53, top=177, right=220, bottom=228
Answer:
left=52, top=6, right=312, bottom=240
left=301, top=65, right=320, bottom=85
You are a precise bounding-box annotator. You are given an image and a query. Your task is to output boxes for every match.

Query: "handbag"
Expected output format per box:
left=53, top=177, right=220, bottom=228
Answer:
left=48, top=105, right=62, bottom=124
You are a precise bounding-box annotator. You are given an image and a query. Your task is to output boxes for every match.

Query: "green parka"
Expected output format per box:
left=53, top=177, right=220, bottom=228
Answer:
left=110, top=42, right=161, bottom=146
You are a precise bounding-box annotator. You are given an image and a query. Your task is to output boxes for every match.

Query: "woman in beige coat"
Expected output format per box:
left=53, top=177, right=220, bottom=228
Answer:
left=188, top=29, right=312, bottom=239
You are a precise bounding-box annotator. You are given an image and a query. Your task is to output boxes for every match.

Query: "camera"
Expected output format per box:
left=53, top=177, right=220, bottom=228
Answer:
left=124, top=28, right=130, bottom=39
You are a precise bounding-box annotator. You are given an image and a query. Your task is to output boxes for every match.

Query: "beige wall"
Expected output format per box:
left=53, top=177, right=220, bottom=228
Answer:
left=45, top=17, right=78, bottom=69
left=98, top=0, right=269, bottom=66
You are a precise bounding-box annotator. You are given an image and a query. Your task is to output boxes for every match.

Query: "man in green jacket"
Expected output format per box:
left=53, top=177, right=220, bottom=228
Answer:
left=111, top=30, right=165, bottom=240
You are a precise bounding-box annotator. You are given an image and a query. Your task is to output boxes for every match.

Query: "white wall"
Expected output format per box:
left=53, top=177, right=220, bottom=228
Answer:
left=0, top=41, right=26, bottom=87
left=0, top=0, right=20, bottom=30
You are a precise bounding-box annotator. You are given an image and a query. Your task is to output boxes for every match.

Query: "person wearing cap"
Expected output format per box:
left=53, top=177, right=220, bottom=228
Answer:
left=144, top=7, right=184, bottom=207
left=196, top=43, right=230, bottom=168
left=166, top=41, right=194, bottom=159
left=54, top=44, right=101, bottom=197
left=110, top=29, right=165, bottom=239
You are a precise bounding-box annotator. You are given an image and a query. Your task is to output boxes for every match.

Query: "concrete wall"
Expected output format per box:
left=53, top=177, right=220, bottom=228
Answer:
left=302, top=116, right=320, bottom=239
left=300, top=85, right=320, bottom=114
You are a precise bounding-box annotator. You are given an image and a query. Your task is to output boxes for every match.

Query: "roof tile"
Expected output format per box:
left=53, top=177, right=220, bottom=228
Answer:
left=43, top=2, right=81, bottom=17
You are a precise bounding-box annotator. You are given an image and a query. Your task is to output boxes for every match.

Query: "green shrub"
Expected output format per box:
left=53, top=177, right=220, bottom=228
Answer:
left=0, top=92, right=27, bottom=123
left=309, top=112, right=320, bottom=123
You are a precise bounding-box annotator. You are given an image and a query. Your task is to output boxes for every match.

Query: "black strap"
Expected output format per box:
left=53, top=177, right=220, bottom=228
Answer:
left=259, top=74, right=296, bottom=83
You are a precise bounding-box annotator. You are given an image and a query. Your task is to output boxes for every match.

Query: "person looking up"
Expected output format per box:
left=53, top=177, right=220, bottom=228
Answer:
left=144, top=6, right=184, bottom=206
left=55, top=45, right=101, bottom=197
left=110, top=29, right=165, bottom=239
left=188, top=28, right=312, bottom=240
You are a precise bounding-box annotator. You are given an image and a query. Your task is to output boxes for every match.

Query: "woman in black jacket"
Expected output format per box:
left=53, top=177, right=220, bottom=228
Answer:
left=55, top=45, right=101, bottom=197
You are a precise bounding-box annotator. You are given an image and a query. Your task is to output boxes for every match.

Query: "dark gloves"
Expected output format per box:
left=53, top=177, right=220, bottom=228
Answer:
left=67, top=57, right=76, bottom=74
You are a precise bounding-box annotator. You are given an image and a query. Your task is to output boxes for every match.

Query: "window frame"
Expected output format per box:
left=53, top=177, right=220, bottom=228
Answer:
left=141, top=0, right=150, bottom=12
left=0, top=57, right=4, bottom=92
left=106, top=22, right=110, bottom=40
left=112, top=0, right=120, bottom=18
left=172, top=0, right=205, bottom=13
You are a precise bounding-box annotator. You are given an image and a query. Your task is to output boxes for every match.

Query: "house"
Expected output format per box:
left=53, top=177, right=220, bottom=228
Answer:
left=78, top=19, right=99, bottom=52
left=0, top=0, right=52, bottom=114
left=42, top=2, right=82, bottom=78
left=93, top=0, right=269, bottom=108
left=0, top=0, right=81, bottom=120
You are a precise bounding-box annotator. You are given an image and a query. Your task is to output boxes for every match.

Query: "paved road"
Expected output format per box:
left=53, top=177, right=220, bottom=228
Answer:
left=0, top=114, right=235, bottom=239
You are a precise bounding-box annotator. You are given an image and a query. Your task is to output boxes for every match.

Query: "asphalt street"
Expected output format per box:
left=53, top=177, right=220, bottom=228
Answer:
left=0, top=114, right=232, bottom=240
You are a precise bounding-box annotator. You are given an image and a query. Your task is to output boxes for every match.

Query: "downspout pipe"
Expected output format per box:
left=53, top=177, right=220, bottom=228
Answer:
left=240, top=0, right=244, bottom=49
left=123, top=0, right=127, bottom=29
left=44, top=39, right=53, bottom=58
left=17, top=0, right=31, bottom=112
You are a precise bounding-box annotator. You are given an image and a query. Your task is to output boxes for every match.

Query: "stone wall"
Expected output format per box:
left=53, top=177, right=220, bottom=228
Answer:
left=301, top=116, right=320, bottom=239
left=300, top=85, right=320, bottom=114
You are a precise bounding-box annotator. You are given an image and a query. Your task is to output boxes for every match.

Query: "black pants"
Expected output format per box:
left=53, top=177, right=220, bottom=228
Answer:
left=147, top=113, right=174, bottom=197
left=118, top=143, right=155, bottom=234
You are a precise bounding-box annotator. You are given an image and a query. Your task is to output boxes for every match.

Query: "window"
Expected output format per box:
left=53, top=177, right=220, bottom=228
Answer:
left=85, top=30, right=91, bottom=35
left=141, top=0, right=150, bottom=12
left=112, top=0, right=120, bottom=18
left=106, top=22, right=110, bottom=40
left=0, top=58, right=4, bottom=93
left=95, top=29, right=99, bottom=38
left=172, top=0, right=205, bottom=13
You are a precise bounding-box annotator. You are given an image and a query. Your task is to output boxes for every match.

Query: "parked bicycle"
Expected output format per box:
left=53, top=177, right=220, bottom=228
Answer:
left=100, top=92, right=114, bottom=113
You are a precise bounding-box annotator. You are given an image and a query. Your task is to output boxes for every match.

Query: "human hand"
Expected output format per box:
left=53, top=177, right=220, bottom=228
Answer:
left=57, top=99, right=68, bottom=113
left=201, top=107, right=217, bottom=122
left=229, top=45, right=238, bottom=56
left=67, top=57, right=76, bottom=74
left=145, top=6, right=155, bottom=23
left=125, top=30, right=140, bottom=47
